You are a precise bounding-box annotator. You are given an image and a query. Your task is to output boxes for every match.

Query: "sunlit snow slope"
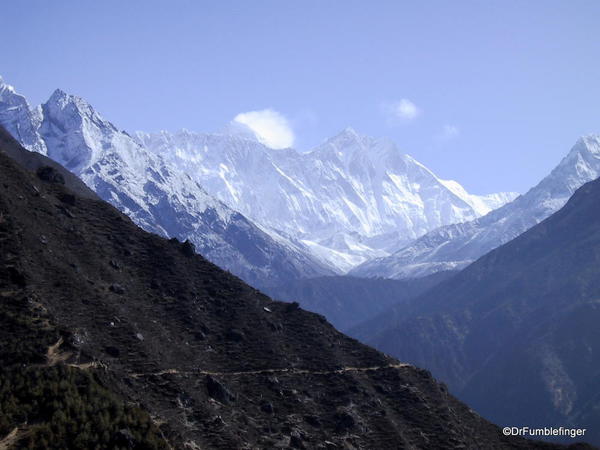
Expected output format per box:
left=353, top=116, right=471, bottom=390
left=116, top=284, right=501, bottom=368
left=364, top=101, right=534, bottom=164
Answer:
left=137, top=127, right=516, bottom=271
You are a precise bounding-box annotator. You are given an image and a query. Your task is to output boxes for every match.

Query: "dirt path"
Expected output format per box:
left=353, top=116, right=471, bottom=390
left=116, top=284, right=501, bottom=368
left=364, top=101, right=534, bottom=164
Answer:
left=41, top=337, right=412, bottom=379
left=46, top=337, right=70, bottom=366
left=0, top=426, right=29, bottom=450
left=130, top=362, right=412, bottom=379
left=34, top=338, right=105, bottom=371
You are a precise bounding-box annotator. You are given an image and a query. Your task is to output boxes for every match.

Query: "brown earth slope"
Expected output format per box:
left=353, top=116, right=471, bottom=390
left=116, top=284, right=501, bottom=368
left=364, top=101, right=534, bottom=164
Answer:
left=0, top=128, right=591, bottom=449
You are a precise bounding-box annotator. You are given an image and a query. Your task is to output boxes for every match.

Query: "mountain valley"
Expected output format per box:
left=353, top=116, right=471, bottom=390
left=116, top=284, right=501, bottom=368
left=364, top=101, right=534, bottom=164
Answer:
left=350, top=174, right=600, bottom=445
left=0, top=126, right=582, bottom=448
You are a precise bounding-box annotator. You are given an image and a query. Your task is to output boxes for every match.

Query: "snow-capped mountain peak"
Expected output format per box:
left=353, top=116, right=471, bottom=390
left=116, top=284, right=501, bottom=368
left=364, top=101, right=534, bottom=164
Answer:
left=40, top=89, right=121, bottom=172
left=0, top=78, right=47, bottom=155
left=328, top=126, right=364, bottom=146
left=219, top=120, right=262, bottom=142
left=315, top=127, right=395, bottom=164
left=563, top=135, right=600, bottom=178
left=0, top=78, right=333, bottom=288
left=0, top=76, right=14, bottom=93
left=45, top=88, right=103, bottom=121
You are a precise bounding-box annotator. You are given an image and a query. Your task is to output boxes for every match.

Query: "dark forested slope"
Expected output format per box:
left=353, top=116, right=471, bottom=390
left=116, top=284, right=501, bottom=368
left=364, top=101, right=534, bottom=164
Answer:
left=0, top=128, right=589, bottom=449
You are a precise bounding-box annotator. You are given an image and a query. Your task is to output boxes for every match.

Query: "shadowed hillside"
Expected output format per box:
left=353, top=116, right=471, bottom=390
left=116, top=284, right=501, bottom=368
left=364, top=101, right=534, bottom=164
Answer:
left=0, top=127, right=590, bottom=449
left=265, top=271, right=455, bottom=331
left=351, top=173, right=600, bottom=446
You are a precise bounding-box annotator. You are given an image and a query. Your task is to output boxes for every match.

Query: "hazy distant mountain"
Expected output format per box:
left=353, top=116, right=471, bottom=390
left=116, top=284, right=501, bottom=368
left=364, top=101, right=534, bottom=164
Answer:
left=137, top=128, right=516, bottom=271
left=350, top=177, right=600, bottom=444
left=0, top=78, right=332, bottom=289
left=264, top=271, right=456, bottom=332
left=352, top=135, right=600, bottom=279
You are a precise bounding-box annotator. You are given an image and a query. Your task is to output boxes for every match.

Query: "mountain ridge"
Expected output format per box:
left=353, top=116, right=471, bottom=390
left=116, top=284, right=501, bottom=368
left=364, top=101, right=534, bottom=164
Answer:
left=351, top=135, right=600, bottom=279
left=0, top=78, right=333, bottom=289
left=0, top=76, right=517, bottom=277
left=138, top=126, right=516, bottom=271
left=349, top=174, right=600, bottom=445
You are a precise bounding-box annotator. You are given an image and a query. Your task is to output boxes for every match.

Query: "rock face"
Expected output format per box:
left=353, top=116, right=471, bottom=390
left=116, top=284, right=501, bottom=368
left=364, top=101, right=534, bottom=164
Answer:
left=138, top=127, right=516, bottom=271
left=0, top=79, right=332, bottom=290
left=352, top=136, right=600, bottom=279
left=0, top=76, right=47, bottom=155
left=0, top=128, right=581, bottom=449
left=350, top=175, right=600, bottom=445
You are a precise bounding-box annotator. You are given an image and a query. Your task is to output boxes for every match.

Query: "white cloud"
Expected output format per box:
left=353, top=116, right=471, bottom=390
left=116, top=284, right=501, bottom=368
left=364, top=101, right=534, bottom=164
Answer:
left=383, top=98, right=421, bottom=122
left=440, top=124, right=460, bottom=140
left=233, top=109, right=294, bottom=149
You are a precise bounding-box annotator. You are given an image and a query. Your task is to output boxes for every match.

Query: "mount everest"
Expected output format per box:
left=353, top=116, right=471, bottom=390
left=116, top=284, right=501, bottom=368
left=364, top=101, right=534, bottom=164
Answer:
left=136, top=126, right=515, bottom=271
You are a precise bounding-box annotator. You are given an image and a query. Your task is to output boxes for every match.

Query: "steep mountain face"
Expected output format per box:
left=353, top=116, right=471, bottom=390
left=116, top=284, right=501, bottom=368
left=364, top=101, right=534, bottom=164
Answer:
left=350, top=177, right=600, bottom=445
left=264, top=271, right=456, bottom=332
left=0, top=131, right=581, bottom=449
left=0, top=79, right=332, bottom=289
left=0, top=125, right=97, bottom=201
left=352, top=136, right=600, bottom=279
left=0, top=76, right=46, bottom=155
left=137, top=128, right=516, bottom=271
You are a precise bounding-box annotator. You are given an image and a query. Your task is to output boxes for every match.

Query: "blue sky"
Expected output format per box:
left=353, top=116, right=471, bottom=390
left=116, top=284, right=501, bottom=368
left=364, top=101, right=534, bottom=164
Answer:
left=2, top=1, right=600, bottom=194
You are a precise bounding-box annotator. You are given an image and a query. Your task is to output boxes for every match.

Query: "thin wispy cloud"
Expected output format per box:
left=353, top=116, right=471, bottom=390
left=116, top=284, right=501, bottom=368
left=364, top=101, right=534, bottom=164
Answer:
left=382, top=98, right=421, bottom=123
left=234, top=109, right=295, bottom=149
left=432, top=124, right=460, bottom=147
left=440, top=124, right=460, bottom=140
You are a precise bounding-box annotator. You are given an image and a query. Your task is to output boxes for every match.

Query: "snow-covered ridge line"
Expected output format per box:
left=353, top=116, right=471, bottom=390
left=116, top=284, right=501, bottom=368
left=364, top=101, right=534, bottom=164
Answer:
left=0, top=76, right=334, bottom=288
left=0, top=75, right=516, bottom=275
left=351, top=134, right=600, bottom=279
left=137, top=126, right=516, bottom=271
